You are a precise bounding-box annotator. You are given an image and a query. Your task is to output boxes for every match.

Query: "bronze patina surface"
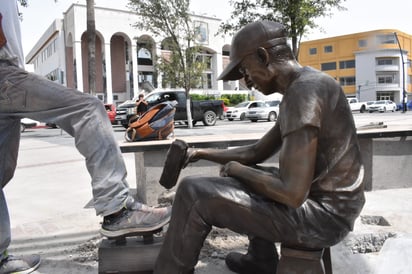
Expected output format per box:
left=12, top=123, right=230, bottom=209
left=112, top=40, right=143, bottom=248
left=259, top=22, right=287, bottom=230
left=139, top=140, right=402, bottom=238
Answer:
left=154, top=21, right=365, bottom=274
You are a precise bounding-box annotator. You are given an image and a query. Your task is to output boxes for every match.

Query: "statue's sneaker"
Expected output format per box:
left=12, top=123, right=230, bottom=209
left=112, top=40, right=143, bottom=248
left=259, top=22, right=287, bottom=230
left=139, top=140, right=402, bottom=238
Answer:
left=225, top=252, right=277, bottom=274
left=0, top=254, right=41, bottom=274
left=100, top=204, right=172, bottom=238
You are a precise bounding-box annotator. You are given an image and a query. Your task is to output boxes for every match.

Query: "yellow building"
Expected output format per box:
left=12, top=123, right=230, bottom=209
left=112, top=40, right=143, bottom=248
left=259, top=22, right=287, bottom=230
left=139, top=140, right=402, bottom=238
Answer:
left=299, top=29, right=412, bottom=105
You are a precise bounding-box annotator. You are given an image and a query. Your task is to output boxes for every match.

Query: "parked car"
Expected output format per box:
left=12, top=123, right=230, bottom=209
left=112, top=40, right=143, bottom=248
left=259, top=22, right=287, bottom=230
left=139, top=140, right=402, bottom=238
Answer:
left=245, top=100, right=281, bottom=122
left=346, top=97, right=369, bottom=113
left=365, top=101, right=375, bottom=112
left=219, top=103, right=229, bottom=120
left=20, top=118, right=40, bottom=132
left=225, top=101, right=265, bottom=121
left=105, top=103, right=116, bottom=124
left=368, top=100, right=397, bottom=113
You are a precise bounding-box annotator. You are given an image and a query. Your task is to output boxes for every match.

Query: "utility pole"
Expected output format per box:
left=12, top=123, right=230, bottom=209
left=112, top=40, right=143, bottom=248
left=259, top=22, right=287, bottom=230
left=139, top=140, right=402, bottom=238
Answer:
left=393, top=32, right=407, bottom=113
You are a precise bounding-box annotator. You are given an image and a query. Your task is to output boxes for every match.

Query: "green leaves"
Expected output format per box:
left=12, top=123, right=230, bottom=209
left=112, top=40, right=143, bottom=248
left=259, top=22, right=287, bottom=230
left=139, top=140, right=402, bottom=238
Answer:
left=17, top=0, right=28, bottom=7
left=219, top=0, right=347, bottom=58
left=128, top=0, right=205, bottom=92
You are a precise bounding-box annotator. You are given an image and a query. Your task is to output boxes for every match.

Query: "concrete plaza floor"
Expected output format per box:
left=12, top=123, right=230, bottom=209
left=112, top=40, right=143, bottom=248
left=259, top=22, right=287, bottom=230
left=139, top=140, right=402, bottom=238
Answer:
left=4, top=113, right=412, bottom=273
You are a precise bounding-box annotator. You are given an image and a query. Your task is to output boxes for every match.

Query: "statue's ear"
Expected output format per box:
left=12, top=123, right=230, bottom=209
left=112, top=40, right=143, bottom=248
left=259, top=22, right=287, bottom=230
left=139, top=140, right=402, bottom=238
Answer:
left=257, top=47, right=269, bottom=66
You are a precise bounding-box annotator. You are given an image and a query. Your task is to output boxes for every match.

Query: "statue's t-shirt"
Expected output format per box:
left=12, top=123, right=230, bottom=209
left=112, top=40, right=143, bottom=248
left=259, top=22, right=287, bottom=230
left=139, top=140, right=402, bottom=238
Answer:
left=278, top=66, right=365, bottom=231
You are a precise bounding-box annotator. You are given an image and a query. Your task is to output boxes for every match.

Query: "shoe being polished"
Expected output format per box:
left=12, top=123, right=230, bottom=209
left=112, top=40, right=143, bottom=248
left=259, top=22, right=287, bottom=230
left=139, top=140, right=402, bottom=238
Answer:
left=225, top=251, right=277, bottom=274
left=100, top=202, right=172, bottom=238
left=0, top=253, right=41, bottom=274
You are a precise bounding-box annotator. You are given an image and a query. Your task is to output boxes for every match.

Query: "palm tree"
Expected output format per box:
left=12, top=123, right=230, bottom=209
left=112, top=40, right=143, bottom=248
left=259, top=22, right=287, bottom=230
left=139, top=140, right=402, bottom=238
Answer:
left=86, top=0, right=96, bottom=97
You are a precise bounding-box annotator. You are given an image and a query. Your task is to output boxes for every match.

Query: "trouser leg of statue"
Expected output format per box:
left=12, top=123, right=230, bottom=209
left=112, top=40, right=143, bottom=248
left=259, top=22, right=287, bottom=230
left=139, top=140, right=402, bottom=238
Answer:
left=154, top=176, right=282, bottom=274
left=154, top=173, right=351, bottom=274
left=225, top=236, right=278, bottom=274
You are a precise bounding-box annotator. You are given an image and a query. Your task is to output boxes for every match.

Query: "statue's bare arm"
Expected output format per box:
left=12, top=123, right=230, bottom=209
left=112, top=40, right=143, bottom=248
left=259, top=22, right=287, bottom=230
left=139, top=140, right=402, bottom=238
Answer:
left=187, top=122, right=283, bottom=166
left=187, top=124, right=318, bottom=208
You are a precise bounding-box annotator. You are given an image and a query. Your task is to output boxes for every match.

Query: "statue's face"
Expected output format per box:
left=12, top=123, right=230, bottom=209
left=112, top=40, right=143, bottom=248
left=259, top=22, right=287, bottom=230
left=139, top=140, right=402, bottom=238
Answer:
left=239, top=54, right=279, bottom=95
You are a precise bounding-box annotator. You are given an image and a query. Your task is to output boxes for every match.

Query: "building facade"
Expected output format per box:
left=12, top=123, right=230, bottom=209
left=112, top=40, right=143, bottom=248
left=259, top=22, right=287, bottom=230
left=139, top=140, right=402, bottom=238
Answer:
left=25, top=4, right=239, bottom=105
left=299, top=29, right=412, bottom=105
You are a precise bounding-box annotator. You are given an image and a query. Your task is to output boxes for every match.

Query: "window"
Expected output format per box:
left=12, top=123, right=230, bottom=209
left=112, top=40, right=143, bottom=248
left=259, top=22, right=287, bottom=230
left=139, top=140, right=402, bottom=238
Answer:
left=45, top=68, right=59, bottom=82
left=339, top=60, right=355, bottom=69
left=377, top=58, right=394, bottom=65
left=194, top=52, right=214, bottom=89
left=377, top=34, right=396, bottom=44
left=376, top=91, right=394, bottom=101
left=324, top=45, right=333, bottom=53
left=195, top=73, right=213, bottom=89
left=205, top=55, right=212, bottom=70
left=358, top=39, right=367, bottom=47
left=377, top=74, right=395, bottom=84
left=339, top=76, right=356, bottom=86
left=138, top=72, right=153, bottom=84
left=309, top=47, right=317, bottom=55
left=321, top=62, right=336, bottom=71
left=203, top=73, right=212, bottom=89
left=196, top=53, right=213, bottom=70
left=138, top=48, right=153, bottom=66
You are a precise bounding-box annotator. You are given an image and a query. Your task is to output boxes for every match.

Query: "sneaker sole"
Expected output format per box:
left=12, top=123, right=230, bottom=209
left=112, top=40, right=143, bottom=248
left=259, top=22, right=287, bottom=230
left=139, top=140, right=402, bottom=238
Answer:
left=99, top=216, right=170, bottom=238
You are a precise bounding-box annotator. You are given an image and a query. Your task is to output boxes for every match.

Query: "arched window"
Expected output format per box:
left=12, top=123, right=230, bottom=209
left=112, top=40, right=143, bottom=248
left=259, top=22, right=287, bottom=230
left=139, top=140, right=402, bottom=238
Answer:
left=138, top=47, right=152, bottom=65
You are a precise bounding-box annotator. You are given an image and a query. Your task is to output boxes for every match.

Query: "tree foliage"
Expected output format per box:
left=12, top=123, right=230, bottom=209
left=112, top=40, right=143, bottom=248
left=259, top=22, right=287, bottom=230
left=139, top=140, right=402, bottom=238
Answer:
left=127, top=0, right=205, bottom=92
left=17, top=0, right=28, bottom=7
left=219, top=0, right=347, bottom=57
left=127, top=0, right=207, bottom=127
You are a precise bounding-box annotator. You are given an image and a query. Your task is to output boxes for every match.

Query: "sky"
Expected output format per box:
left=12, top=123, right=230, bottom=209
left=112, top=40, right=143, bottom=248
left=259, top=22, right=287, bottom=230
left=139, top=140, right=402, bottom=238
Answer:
left=19, top=0, right=412, bottom=57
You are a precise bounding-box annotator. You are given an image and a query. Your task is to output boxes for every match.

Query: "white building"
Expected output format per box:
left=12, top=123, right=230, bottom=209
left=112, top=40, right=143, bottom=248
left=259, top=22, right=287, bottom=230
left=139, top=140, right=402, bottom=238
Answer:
left=299, top=30, right=412, bottom=105
left=25, top=3, right=243, bottom=105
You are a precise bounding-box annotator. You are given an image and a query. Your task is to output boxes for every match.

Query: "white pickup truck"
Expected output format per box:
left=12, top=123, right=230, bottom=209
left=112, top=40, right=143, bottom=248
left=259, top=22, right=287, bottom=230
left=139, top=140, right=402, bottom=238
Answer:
left=347, top=97, right=369, bottom=113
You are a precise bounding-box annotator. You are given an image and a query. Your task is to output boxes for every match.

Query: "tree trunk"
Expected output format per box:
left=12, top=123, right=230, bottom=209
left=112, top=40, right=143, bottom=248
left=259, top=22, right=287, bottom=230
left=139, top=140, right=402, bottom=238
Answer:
left=185, top=90, right=193, bottom=129
left=87, top=0, right=96, bottom=97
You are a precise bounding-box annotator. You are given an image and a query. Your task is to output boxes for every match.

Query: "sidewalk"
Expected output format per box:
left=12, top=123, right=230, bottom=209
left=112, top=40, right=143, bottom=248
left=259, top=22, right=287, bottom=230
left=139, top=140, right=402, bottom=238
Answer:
left=7, top=187, right=412, bottom=274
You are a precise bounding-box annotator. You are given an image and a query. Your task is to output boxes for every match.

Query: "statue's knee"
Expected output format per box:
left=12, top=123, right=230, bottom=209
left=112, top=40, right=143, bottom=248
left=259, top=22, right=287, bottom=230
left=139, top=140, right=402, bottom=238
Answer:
left=176, top=176, right=200, bottom=199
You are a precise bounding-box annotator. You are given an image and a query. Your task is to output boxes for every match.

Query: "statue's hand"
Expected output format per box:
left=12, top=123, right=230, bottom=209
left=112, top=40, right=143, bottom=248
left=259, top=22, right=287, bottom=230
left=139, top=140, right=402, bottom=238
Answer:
left=220, top=161, right=240, bottom=177
left=183, top=147, right=198, bottom=168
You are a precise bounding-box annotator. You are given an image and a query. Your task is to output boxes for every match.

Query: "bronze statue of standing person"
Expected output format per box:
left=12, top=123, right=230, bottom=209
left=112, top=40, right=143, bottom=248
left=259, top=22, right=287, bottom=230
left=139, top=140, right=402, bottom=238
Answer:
left=154, top=20, right=365, bottom=274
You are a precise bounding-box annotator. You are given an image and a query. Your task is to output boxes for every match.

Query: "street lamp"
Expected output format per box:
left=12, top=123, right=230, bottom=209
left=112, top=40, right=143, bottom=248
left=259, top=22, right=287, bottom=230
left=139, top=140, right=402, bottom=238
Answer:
left=393, top=32, right=407, bottom=113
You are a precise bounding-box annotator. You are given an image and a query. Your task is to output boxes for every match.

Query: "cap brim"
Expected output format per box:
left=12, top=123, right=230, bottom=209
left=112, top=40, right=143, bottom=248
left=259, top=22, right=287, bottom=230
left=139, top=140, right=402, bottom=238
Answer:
left=218, top=59, right=243, bottom=81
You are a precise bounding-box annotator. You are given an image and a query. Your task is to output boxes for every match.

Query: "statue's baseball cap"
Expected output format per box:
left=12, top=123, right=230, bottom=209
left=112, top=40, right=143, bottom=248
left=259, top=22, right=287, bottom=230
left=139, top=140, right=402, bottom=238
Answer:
left=218, top=21, right=288, bottom=81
